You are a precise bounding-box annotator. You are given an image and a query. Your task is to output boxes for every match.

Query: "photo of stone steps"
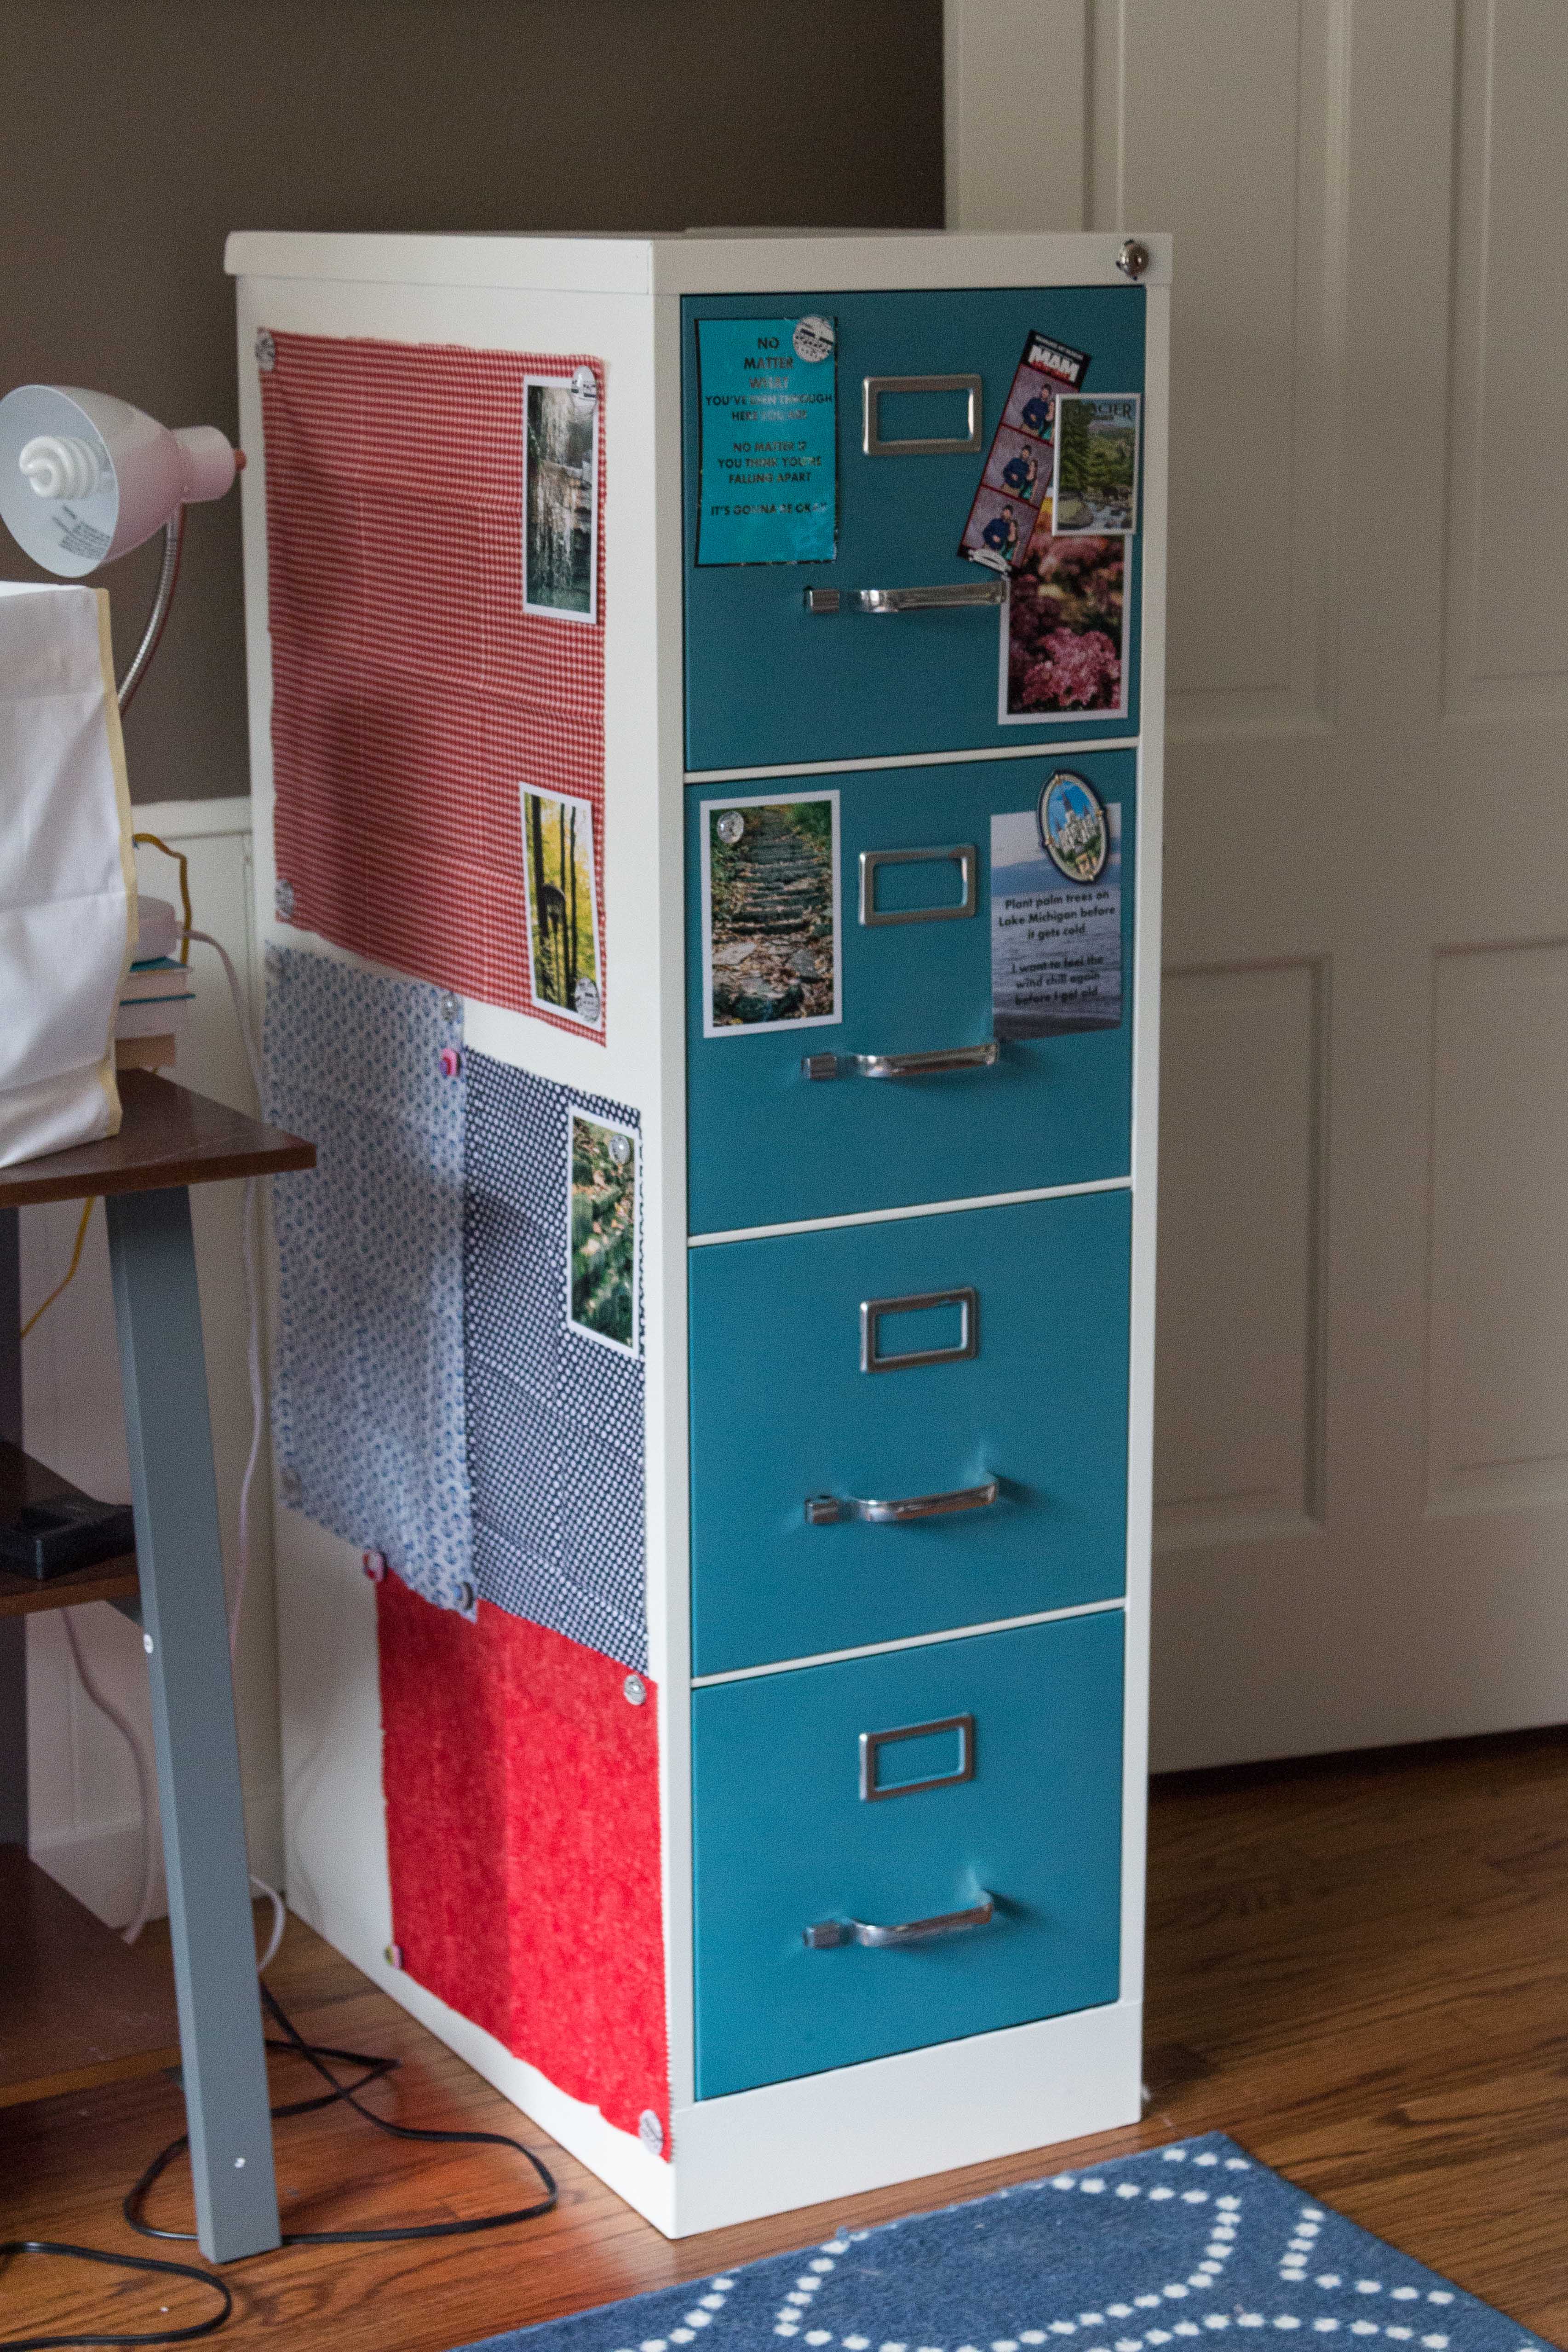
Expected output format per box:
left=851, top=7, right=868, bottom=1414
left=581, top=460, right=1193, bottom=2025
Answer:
left=706, top=794, right=839, bottom=1031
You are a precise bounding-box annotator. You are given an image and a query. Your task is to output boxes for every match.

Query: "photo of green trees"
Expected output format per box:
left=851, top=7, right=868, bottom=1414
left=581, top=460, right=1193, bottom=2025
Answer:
left=569, top=1113, right=638, bottom=1354
left=1054, top=395, right=1139, bottom=534
left=525, top=379, right=596, bottom=617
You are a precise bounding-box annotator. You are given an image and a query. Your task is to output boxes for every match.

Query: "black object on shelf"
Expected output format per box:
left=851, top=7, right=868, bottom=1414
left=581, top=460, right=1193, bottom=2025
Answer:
left=0, top=1441, right=136, bottom=1579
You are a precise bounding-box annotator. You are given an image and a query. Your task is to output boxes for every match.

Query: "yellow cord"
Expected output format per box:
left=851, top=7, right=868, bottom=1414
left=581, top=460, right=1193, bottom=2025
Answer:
left=132, top=832, right=192, bottom=965
left=21, top=1196, right=97, bottom=1339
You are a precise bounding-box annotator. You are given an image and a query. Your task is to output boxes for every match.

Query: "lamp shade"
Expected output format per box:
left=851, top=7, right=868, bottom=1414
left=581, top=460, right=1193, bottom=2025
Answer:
left=0, top=385, right=237, bottom=577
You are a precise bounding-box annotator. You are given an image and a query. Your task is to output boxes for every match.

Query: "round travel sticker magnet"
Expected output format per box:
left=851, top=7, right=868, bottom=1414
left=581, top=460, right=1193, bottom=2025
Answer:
left=1038, top=771, right=1110, bottom=884
left=793, top=316, right=835, bottom=363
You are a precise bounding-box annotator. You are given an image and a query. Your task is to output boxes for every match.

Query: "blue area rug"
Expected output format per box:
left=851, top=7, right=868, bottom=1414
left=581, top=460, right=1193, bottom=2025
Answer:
left=468, top=2134, right=1551, bottom=2352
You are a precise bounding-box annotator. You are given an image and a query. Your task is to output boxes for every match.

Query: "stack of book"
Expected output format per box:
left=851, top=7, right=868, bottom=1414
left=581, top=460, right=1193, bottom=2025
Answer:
left=115, top=954, right=195, bottom=1071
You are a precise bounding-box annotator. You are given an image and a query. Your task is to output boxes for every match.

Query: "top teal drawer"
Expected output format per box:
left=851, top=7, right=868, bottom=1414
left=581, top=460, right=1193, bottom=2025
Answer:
left=682, top=285, right=1145, bottom=773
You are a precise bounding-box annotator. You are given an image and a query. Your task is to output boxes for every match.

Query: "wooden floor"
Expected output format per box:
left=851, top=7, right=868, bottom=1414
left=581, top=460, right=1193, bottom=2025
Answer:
left=5, top=1727, right=1567, bottom=2351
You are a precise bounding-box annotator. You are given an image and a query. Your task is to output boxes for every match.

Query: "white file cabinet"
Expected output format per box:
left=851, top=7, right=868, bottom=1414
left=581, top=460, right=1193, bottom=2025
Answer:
left=230, top=227, right=1169, bottom=2236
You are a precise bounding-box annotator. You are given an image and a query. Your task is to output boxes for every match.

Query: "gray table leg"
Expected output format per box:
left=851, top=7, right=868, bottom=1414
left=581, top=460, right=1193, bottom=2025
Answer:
left=1, top=1204, right=26, bottom=1847
left=105, top=1183, right=280, bottom=2263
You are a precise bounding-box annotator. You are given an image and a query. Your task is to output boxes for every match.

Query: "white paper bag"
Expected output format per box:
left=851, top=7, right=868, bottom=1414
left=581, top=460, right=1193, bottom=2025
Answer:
left=0, top=580, right=135, bottom=1166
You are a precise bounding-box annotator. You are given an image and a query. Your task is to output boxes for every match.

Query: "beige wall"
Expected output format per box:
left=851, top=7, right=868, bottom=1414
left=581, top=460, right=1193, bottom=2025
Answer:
left=2, top=0, right=943, bottom=802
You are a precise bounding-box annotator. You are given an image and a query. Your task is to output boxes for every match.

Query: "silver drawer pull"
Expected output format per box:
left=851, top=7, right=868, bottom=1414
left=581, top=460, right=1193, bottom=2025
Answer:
left=860, top=845, right=977, bottom=927
left=804, top=1478, right=999, bottom=1526
left=861, top=1714, right=975, bottom=1801
left=805, top=581, right=1005, bottom=616
left=803, top=1042, right=1000, bottom=1082
left=863, top=373, right=984, bottom=457
left=861, top=1288, right=978, bottom=1374
left=804, top=1894, right=995, bottom=1950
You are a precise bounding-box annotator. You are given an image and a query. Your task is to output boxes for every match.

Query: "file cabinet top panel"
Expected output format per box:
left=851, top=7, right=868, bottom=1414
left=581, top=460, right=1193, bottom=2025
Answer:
left=225, top=230, right=1171, bottom=300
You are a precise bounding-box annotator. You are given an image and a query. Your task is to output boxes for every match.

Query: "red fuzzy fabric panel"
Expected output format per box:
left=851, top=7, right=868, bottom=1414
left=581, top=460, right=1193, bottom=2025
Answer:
left=377, top=1575, right=668, bottom=2152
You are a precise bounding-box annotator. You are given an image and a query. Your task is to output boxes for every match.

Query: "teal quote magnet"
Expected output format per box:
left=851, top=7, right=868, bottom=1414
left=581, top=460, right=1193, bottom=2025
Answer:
left=695, top=316, right=837, bottom=565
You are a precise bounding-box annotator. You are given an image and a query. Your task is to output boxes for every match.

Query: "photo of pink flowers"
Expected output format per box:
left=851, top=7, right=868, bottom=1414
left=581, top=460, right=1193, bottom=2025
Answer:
left=1002, top=521, right=1126, bottom=718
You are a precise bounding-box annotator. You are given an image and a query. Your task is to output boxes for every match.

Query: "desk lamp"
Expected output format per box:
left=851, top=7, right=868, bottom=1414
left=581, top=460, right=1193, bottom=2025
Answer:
left=0, top=383, right=241, bottom=708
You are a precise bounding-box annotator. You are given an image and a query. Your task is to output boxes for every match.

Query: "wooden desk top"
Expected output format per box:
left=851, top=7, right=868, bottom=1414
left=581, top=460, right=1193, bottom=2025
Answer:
left=0, top=1072, right=315, bottom=1209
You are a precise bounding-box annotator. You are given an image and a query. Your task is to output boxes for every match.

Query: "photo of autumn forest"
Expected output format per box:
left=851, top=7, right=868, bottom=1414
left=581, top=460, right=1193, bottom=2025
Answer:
left=523, top=787, right=601, bottom=1025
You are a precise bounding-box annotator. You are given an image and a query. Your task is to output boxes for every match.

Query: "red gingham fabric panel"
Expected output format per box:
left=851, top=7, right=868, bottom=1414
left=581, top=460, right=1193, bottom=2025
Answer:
left=262, top=332, right=606, bottom=1038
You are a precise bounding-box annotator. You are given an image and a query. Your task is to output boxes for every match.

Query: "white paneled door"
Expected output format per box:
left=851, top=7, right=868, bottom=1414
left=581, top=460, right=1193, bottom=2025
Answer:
left=948, top=0, right=1568, bottom=1765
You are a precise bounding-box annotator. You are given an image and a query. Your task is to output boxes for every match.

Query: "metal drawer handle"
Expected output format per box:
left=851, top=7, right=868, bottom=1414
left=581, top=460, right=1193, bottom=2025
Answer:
left=805, top=1894, right=995, bottom=1950
left=805, top=581, right=1006, bottom=616
left=861, top=1288, right=978, bottom=1374
left=861, top=1714, right=975, bottom=1801
left=804, top=1478, right=999, bottom=1526
left=863, top=373, right=984, bottom=457
left=803, top=1042, right=1000, bottom=1082
left=859, top=844, right=977, bottom=928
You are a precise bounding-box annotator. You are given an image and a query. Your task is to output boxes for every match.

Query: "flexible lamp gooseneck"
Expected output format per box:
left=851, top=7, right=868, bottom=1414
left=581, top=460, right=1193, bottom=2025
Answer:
left=0, top=384, right=241, bottom=710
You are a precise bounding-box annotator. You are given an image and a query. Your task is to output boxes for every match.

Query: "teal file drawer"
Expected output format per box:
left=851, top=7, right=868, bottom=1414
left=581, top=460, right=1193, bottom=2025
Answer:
left=692, top=1611, right=1125, bottom=2098
left=689, top=1188, right=1130, bottom=1676
left=686, top=753, right=1135, bottom=1235
left=682, top=283, right=1145, bottom=773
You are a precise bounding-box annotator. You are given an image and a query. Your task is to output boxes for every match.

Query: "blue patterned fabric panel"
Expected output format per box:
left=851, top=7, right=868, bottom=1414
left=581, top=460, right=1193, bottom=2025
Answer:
left=464, top=1053, right=647, bottom=1673
left=465, top=2132, right=1550, bottom=2352
left=264, top=946, right=472, bottom=1610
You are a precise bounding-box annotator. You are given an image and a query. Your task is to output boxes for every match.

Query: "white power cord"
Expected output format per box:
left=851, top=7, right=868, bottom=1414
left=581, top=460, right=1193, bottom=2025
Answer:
left=57, top=922, right=287, bottom=1963
left=62, top=1610, right=159, bottom=1946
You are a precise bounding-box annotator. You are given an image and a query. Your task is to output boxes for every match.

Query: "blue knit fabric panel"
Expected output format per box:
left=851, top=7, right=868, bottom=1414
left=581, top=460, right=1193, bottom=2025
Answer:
left=464, top=2133, right=1548, bottom=2352
left=264, top=946, right=471, bottom=1609
left=464, top=1052, right=646, bottom=1673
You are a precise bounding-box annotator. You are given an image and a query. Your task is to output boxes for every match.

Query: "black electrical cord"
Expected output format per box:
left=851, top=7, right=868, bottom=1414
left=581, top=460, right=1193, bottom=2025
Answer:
left=4, top=1982, right=558, bottom=2350
left=0, top=2240, right=231, bottom=2350
left=125, top=1980, right=558, bottom=2247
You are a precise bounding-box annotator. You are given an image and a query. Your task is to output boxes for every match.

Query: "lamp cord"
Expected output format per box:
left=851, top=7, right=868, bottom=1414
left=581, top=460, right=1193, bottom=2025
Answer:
left=1, top=1986, right=558, bottom=2346
left=124, top=1980, right=558, bottom=2248
left=0, top=2243, right=231, bottom=2351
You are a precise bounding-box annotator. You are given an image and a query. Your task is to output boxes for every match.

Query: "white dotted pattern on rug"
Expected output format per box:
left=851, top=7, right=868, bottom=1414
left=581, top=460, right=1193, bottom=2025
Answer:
left=650, top=2144, right=1539, bottom=2352
left=611, top=2274, right=739, bottom=2352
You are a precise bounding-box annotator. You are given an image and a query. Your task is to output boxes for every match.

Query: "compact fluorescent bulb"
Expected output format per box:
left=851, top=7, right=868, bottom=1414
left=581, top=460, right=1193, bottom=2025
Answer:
left=0, top=385, right=236, bottom=577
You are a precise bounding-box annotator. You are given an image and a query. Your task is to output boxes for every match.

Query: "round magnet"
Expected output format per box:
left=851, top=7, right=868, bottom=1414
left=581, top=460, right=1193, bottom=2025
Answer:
left=573, top=976, right=602, bottom=1025
left=793, top=316, right=835, bottom=364
left=715, top=809, right=746, bottom=846
left=608, top=1131, right=632, bottom=1165
left=569, top=364, right=597, bottom=404
left=1038, top=770, right=1110, bottom=885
